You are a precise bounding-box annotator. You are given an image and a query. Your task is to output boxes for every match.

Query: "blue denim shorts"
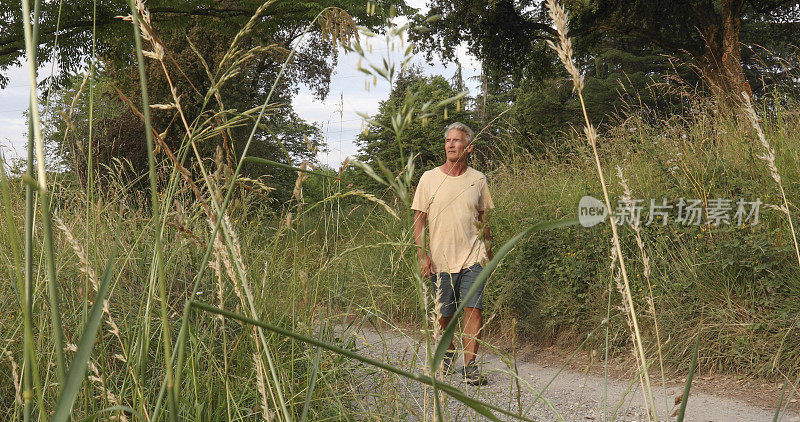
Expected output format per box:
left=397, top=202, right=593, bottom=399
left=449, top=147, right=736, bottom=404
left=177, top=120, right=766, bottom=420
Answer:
left=429, top=263, right=484, bottom=317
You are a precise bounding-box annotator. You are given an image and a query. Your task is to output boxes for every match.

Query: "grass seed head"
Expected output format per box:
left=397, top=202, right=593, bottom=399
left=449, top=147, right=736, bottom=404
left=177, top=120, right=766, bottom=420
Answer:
left=545, top=0, right=583, bottom=92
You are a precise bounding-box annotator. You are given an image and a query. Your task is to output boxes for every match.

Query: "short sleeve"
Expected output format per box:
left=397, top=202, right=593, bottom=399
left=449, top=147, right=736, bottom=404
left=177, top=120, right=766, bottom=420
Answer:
left=478, top=177, right=494, bottom=211
left=411, top=172, right=429, bottom=212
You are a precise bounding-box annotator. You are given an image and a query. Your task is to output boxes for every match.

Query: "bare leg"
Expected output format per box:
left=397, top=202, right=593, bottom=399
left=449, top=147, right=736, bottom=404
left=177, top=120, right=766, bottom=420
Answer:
left=463, top=307, right=483, bottom=365
left=438, top=315, right=455, bottom=351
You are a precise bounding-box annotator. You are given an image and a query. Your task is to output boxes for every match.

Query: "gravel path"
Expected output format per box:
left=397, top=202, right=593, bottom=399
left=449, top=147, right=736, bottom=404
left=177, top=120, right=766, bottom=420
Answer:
left=341, top=324, right=784, bottom=421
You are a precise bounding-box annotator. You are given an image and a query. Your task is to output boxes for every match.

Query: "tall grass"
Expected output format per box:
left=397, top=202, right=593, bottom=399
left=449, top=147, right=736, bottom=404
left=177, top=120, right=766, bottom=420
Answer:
left=1, top=1, right=561, bottom=420
left=4, top=0, right=800, bottom=420
left=545, top=0, right=656, bottom=418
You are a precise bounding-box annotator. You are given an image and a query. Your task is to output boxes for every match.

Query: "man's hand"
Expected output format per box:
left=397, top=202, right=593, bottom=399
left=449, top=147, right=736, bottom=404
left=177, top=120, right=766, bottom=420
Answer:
left=414, top=210, right=434, bottom=276
left=478, top=210, right=493, bottom=261
left=420, top=252, right=434, bottom=276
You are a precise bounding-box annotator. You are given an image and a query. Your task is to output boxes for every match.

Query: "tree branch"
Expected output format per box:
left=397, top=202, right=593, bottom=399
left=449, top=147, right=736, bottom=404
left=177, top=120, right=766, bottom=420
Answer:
left=574, top=24, right=687, bottom=55
left=731, top=0, right=747, bottom=18
left=148, top=6, right=253, bottom=18
left=0, top=6, right=256, bottom=59
left=523, top=20, right=559, bottom=38
left=745, top=0, right=798, bottom=14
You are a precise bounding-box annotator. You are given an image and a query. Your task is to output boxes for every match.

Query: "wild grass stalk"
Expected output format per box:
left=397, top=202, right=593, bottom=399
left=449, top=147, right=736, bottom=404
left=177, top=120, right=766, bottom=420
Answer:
left=1, top=152, right=43, bottom=419
left=54, top=215, right=137, bottom=400
left=676, top=328, right=701, bottom=422
left=21, top=0, right=68, bottom=411
left=741, top=92, right=800, bottom=419
left=545, top=0, right=657, bottom=418
left=603, top=275, right=612, bottom=422
left=617, top=166, right=668, bottom=418
left=83, top=0, right=98, bottom=340
left=22, top=120, right=37, bottom=421
left=132, top=2, right=289, bottom=413
left=609, top=240, right=652, bottom=416
left=52, top=254, right=118, bottom=421
left=190, top=300, right=536, bottom=422
left=741, top=92, right=800, bottom=267
left=125, top=0, right=175, bottom=417
left=145, top=6, right=360, bottom=420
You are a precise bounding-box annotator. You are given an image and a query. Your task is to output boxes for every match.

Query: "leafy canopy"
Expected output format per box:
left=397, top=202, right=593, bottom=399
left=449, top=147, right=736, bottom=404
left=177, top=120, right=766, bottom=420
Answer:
left=356, top=70, right=474, bottom=185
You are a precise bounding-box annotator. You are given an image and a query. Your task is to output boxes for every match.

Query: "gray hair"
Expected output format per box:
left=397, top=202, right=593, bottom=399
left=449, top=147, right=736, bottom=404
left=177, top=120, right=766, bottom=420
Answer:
left=444, top=122, right=475, bottom=144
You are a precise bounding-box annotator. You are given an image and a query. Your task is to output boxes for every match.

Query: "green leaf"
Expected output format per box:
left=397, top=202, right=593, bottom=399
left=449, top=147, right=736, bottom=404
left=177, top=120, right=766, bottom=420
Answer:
left=300, top=321, right=325, bottom=422
left=375, top=158, right=397, bottom=185
left=53, top=253, right=117, bottom=422
left=371, top=64, right=388, bottom=79
left=0, top=153, right=24, bottom=293
left=677, top=326, right=702, bottom=422
left=352, top=160, right=388, bottom=186
left=434, top=90, right=468, bottom=108
left=426, top=14, right=443, bottom=23
left=774, top=378, right=790, bottom=422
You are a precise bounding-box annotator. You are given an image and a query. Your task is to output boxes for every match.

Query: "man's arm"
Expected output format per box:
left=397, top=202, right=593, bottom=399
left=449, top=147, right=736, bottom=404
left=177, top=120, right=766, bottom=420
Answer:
left=414, top=210, right=434, bottom=275
left=478, top=211, right=493, bottom=261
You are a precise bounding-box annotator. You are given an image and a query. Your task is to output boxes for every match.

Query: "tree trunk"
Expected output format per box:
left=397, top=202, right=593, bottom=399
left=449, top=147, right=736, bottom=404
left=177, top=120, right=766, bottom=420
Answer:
left=693, top=0, right=751, bottom=111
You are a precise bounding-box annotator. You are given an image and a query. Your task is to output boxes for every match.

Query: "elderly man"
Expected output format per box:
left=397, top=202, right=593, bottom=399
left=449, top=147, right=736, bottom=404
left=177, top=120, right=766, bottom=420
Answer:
left=412, top=122, right=494, bottom=386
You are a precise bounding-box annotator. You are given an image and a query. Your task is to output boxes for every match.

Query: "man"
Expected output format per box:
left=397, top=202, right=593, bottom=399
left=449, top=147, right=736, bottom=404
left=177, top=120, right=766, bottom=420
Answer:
left=411, top=122, right=494, bottom=386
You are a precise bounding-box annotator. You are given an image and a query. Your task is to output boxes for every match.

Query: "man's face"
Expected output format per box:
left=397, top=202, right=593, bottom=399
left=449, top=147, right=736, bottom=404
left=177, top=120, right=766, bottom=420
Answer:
left=444, top=129, right=473, bottom=162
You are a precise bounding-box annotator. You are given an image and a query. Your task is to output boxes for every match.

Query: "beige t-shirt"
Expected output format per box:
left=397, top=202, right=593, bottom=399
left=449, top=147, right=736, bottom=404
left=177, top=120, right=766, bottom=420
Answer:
left=411, top=166, right=495, bottom=274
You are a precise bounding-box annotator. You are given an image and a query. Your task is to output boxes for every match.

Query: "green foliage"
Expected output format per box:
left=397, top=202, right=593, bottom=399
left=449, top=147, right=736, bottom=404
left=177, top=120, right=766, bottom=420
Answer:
left=5, top=1, right=414, bottom=204
left=355, top=71, right=473, bottom=184
left=46, top=73, right=146, bottom=184
left=503, top=225, right=609, bottom=338
left=0, top=0, right=410, bottom=88
left=409, top=0, right=557, bottom=89
left=411, top=0, right=800, bottom=119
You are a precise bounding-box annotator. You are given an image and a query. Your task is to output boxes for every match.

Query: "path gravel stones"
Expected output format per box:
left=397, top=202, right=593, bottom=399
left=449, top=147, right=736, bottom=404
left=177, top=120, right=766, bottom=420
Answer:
left=341, top=324, right=781, bottom=421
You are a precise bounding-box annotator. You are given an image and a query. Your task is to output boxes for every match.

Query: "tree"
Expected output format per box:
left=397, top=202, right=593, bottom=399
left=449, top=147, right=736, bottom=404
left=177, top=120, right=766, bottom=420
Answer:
left=410, top=1, right=692, bottom=152
left=0, top=0, right=410, bottom=89
left=411, top=0, right=800, bottom=109
left=356, top=71, right=473, bottom=185
left=2, top=0, right=411, bottom=203
left=572, top=0, right=800, bottom=107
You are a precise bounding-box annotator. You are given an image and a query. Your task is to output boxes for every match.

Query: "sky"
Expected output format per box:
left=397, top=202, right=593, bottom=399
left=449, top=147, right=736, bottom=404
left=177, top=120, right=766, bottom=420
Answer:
left=0, top=64, right=38, bottom=161
left=0, top=0, right=482, bottom=169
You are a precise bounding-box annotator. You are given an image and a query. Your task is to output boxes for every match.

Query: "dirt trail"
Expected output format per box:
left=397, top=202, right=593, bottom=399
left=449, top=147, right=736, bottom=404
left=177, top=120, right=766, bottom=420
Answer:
left=344, top=324, right=792, bottom=421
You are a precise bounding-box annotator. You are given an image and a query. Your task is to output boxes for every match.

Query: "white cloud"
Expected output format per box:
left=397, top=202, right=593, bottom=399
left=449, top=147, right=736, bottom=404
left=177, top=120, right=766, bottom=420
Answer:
left=1, top=59, right=59, bottom=161
left=306, top=27, right=482, bottom=167
left=0, top=115, right=29, bottom=161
